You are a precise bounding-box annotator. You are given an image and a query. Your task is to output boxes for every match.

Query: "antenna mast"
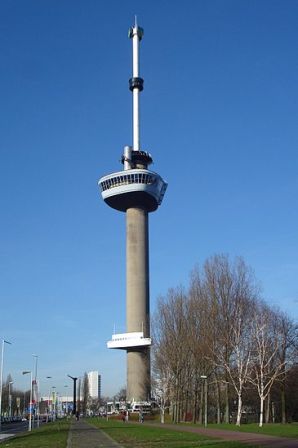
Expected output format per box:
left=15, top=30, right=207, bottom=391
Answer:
left=128, top=18, right=144, bottom=152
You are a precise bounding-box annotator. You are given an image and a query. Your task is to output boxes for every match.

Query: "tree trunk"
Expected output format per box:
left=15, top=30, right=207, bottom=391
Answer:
left=281, top=381, right=286, bottom=424
left=224, top=381, right=229, bottom=423
left=176, top=386, right=180, bottom=423
left=193, top=387, right=198, bottom=423
left=272, top=401, right=276, bottom=424
left=174, top=379, right=180, bottom=423
left=215, top=375, right=221, bottom=425
left=259, top=396, right=264, bottom=427
left=265, top=392, right=270, bottom=423
left=161, top=408, right=165, bottom=424
left=199, top=385, right=203, bottom=425
left=184, top=388, right=189, bottom=422
left=236, top=394, right=242, bottom=426
left=215, top=378, right=221, bottom=424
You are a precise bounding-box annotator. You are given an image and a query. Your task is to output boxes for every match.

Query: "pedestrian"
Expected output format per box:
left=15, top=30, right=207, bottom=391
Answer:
left=139, top=409, right=144, bottom=423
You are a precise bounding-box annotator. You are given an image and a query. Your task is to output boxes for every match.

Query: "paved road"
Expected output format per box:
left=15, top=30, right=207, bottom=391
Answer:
left=1, top=421, right=29, bottom=433
left=0, top=421, right=29, bottom=442
left=0, top=420, right=46, bottom=442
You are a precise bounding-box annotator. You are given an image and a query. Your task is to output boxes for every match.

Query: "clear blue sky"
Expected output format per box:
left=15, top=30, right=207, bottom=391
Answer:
left=1, top=0, right=297, bottom=398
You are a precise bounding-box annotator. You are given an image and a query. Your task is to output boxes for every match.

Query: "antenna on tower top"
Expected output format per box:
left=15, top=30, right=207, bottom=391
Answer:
left=128, top=19, right=144, bottom=152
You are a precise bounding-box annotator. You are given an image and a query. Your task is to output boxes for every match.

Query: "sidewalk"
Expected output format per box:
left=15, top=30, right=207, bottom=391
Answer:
left=0, top=434, right=15, bottom=442
left=146, top=422, right=298, bottom=448
left=67, top=419, right=124, bottom=448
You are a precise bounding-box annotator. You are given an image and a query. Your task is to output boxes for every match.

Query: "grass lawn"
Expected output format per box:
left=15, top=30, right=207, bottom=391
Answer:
left=1, top=419, right=70, bottom=448
left=205, top=423, right=298, bottom=439
left=88, top=418, right=258, bottom=447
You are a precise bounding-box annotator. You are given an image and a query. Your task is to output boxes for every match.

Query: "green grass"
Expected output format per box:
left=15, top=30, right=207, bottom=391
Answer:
left=205, top=423, right=298, bottom=439
left=88, top=417, right=258, bottom=447
left=1, top=419, right=70, bottom=447
left=6, top=417, right=294, bottom=448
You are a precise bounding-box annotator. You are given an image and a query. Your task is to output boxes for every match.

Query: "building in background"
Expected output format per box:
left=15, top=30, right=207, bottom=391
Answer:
left=87, top=371, right=101, bottom=400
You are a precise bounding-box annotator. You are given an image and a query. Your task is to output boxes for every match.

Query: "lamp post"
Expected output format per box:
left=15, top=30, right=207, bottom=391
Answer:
left=77, top=378, right=81, bottom=416
left=32, top=354, right=39, bottom=428
left=51, top=386, right=56, bottom=421
left=23, top=390, right=26, bottom=417
left=8, top=381, right=13, bottom=419
left=56, top=391, right=60, bottom=417
left=200, top=375, right=208, bottom=427
left=22, top=371, right=32, bottom=431
left=0, top=339, right=12, bottom=432
left=64, top=385, right=68, bottom=416
left=67, top=375, right=78, bottom=416
left=45, top=376, right=52, bottom=422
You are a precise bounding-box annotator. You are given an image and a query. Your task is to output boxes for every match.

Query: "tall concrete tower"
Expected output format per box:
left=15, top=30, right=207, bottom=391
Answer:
left=98, top=20, right=167, bottom=403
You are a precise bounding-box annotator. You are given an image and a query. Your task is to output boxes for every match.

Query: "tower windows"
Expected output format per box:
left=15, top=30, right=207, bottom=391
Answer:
left=100, top=172, right=155, bottom=192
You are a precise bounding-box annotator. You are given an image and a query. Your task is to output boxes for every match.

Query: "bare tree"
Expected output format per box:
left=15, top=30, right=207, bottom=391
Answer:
left=203, top=255, right=257, bottom=423
left=153, top=287, right=192, bottom=423
left=249, top=304, right=286, bottom=427
left=188, top=269, right=214, bottom=423
left=216, top=302, right=254, bottom=426
left=113, top=387, right=126, bottom=402
left=275, top=311, right=298, bottom=423
left=151, top=364, right=172, bottom=423
left=152, top=254, right=298, bottom=426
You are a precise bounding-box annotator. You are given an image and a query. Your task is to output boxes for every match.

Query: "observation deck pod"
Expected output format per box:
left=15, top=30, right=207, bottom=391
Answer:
left=107, top=332, right=151, bottom=350
left=98, top=169, right=167, bottom=212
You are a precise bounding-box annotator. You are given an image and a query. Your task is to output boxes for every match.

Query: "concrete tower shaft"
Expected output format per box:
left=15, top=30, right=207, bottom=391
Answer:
left=126, top=208, right=149, bottom=337
left=126, top=207, right=150, bottom=401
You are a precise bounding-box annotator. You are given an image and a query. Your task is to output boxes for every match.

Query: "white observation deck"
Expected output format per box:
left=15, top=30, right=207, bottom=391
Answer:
left=107, top=332, right=152, bottom=350
left=98, top=168, right=167, bottom=212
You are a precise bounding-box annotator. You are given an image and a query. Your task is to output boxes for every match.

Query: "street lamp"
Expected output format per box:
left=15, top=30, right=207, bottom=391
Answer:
left=45, top=376, right=52, bottom=422
left=0, top=338, right=12, bottom=432
left=64, top=385, right=68, bottom=416
left=56, top=391, right=60, bottom=417
left=8, top=381, right=13, bottom=419
left=32, top=354, right=39, bottom=428
left=51, top=386, right=56, bottom=421
left=23, top=389, right=26, bottom=417
left=67, top=375, right=78, bottom=416
left=200, top=375, right=208, bottom=427
left=22, top=371, right=32, bottom=431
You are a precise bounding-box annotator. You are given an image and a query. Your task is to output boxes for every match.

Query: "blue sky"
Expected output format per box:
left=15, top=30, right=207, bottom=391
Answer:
left=1, top=0, right=297, bottom=397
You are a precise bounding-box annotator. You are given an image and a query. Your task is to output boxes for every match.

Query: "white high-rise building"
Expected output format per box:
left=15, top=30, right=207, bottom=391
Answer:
left=87, top=371, right=101, bottom=400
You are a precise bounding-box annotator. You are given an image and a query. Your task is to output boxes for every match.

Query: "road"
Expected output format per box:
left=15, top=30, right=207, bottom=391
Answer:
left=0, top=420, right=44, bottom=442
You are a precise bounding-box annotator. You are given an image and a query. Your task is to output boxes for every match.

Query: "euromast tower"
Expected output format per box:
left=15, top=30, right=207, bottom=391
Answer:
left=98, top=21, right=167, bottom=403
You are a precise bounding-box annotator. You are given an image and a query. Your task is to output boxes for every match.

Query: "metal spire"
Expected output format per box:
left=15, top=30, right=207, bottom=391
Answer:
left=129, top=19, right=144, bottom=152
